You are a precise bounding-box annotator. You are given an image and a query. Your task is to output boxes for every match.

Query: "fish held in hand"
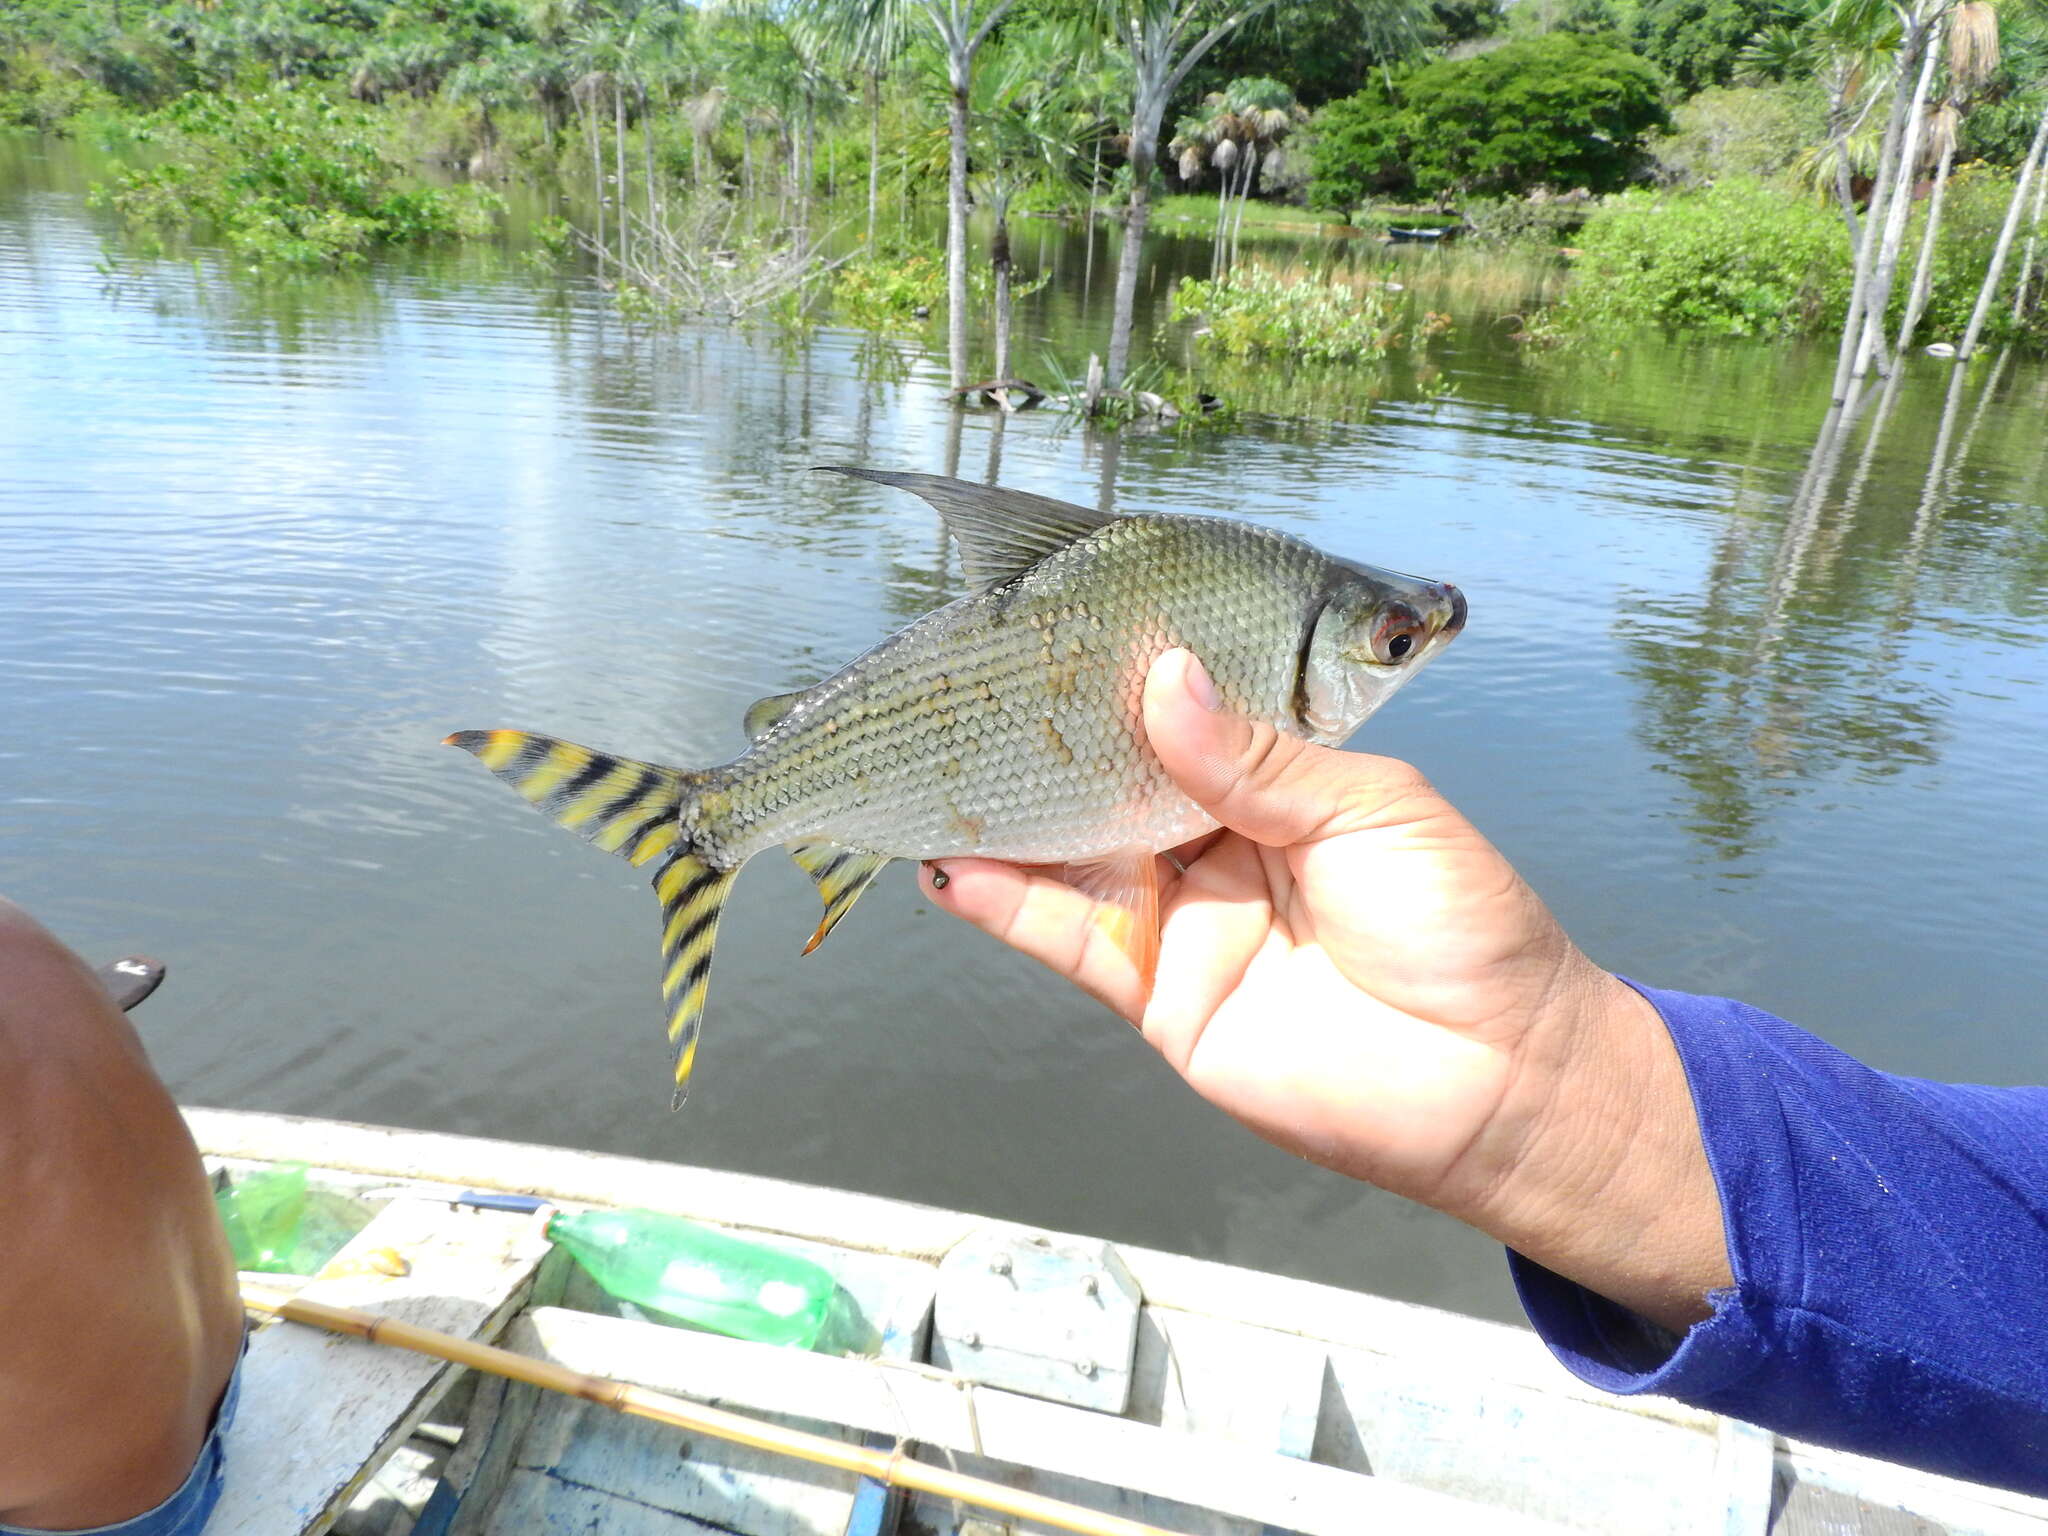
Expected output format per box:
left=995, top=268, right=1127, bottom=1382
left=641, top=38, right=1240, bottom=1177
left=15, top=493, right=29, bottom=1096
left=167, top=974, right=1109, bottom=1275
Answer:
left=447, top=469, right=1466, bottom=1106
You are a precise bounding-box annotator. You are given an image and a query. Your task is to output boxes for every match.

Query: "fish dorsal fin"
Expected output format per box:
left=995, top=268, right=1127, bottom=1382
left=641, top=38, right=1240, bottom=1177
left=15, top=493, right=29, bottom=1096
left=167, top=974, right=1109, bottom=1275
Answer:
left=820, top=467, right=1120, bottom=592
left=743, top=688, right=808, bottom=742
left=787, top=841, right=892, bottom=954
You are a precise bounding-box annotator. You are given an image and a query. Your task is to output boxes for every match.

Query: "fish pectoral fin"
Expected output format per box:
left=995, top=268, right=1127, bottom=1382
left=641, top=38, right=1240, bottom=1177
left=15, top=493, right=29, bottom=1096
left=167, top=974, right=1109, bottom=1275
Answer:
left=652, top=852, right=739, bottom=1109
left=816, top=467, right=1120, bottom=593
left=1061, top=848, right=1162, bottom=991
left=787, top=841, right=892, bottom=955
left=743, top=688, right=810, bottom=742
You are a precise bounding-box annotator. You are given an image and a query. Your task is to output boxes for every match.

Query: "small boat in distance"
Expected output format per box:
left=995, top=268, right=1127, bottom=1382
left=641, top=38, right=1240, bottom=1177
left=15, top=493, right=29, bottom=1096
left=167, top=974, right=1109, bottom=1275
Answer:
left=190, top=1107, right=2048, bottom=1536
left=1384, top=225, right=1453, bottom=243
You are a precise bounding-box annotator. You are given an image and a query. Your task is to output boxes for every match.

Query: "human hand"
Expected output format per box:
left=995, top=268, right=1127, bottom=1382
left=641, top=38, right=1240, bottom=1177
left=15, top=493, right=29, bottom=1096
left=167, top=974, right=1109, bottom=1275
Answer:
left=922, top=649, right=1730, bottom=1329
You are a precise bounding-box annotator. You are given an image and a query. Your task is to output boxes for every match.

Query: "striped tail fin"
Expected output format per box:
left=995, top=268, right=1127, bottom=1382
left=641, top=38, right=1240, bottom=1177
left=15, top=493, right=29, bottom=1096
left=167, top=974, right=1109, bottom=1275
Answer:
left=446, top=728, right=736, bottom=1107
left=651, top=851, right=737, bottom=1107
left=443, top=729, right=688, bottom=867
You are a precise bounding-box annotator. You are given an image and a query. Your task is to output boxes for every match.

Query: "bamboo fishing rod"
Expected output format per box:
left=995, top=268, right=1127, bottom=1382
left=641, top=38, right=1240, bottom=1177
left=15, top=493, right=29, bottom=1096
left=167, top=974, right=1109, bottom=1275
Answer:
left=241, top=1284, right=1182, bottom=1536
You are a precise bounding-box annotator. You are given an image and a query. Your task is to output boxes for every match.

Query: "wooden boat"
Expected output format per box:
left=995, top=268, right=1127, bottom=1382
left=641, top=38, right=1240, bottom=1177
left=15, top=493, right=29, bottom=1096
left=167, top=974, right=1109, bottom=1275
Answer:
left=1384, top=225, right=1452, bottom=243
left=189, top=1107, right=2048, bottom=1536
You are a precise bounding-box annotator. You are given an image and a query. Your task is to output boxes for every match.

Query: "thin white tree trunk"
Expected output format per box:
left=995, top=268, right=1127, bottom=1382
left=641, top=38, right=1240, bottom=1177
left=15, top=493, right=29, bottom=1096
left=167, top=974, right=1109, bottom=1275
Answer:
left=1831, top=36, right=1922, bottom=403
left=1851, top=26, right=1941, bottom=382
left=1231, top=143, right=1256, bottom=265
left=992, top=202, right=1014, bottom=411
left=1211, top=161, right=1230, bottom=274
left=866, top=69, right=880, bottom=247
left=640, top=84, right=659, bottom=234
left=587, top=95, right=606, bottom=273
left=1960, top=103, right=2048, bottom=358
left=1897, top=140, right=1954, bottom=354
left=946, top=46, right=972, bottom=391
left=614, top=80, right=631, bottom=267
left=2006, top=146, right=2048, bottom=321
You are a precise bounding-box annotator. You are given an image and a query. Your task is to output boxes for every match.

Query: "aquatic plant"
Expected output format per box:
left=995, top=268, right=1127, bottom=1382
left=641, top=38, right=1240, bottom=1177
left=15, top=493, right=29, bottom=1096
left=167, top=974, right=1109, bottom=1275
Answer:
left=95, top=88, right=499, bottom=265
left=1171, top=263, right=1430, bottom=362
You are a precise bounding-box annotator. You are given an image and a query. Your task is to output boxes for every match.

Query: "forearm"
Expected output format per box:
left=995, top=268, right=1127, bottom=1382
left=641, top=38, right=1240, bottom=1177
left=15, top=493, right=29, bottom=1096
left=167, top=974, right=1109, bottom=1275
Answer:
left=1448, top=962, right=1732, bottom=1332
left=1509, top=983, right=2048, bottom=1494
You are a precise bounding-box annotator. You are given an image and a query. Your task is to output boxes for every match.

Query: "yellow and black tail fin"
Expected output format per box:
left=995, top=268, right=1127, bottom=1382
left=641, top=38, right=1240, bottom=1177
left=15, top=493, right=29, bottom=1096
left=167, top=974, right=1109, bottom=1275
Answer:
left=652, top=851, right=738, bottom=1108
left=444, top=729, right=688, bottom=868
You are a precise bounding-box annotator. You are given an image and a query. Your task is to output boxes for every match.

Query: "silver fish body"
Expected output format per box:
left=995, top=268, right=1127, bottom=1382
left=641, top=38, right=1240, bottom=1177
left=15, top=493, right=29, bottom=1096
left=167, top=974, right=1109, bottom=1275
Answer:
left=449, top=471, right=1465, bottom=1104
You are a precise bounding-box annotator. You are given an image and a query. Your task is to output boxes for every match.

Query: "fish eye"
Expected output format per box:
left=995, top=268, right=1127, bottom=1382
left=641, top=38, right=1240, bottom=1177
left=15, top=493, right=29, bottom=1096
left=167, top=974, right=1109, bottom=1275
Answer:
left=1370, top=610, right=1427, bottom=666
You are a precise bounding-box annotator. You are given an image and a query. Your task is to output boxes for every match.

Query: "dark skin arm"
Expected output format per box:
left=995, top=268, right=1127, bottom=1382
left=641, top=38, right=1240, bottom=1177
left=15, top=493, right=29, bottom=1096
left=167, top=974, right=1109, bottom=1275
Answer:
left=0, top=899, right=242, bottom=1528
left=922, top=650, right=1732, bottom=1332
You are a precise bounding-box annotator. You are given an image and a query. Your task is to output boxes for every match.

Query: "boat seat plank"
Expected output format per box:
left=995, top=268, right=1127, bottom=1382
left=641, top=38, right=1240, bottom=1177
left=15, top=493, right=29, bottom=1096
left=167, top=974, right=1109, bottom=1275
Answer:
left=207, top=1197, right=551, bottom=1536
left=500, top=1306, right=1583, bottom=1536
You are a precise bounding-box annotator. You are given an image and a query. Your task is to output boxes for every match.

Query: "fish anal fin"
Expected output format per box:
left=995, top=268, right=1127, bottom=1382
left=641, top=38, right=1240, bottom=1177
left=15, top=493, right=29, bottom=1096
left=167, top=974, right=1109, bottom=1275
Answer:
left=787, top=841, right=892, bottom=954
left=652, top=852, right=738, bottom=1109
left=817, top=467, right=1119, bottom=592
left=743, top=688, right=810, bottom=742
left=1061, top=848, right=1161, bottom=990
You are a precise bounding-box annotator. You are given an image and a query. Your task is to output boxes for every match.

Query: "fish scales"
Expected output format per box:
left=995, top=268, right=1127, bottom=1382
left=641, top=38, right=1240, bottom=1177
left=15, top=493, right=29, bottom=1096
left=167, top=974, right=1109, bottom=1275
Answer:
left=447, top=469, right=1466, bottom=1104
left=700, top=516, right=1320, bottom=867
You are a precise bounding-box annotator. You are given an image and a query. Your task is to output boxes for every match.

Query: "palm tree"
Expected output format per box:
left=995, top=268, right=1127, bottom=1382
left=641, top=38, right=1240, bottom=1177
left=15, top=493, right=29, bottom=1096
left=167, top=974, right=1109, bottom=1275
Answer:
left=1897, top=0, right=2000, bottom=351
left=1098, top=0, right=1277, bottom=395
left=971, top=24, right=1094, bottom=405
left=1169, top=75, right=1304, bottom=272
left=811, top=0, right=1021, bottom=391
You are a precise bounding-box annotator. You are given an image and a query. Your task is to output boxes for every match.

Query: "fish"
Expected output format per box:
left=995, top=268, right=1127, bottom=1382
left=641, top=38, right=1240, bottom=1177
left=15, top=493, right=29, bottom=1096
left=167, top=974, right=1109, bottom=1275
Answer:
left=447, top=469, right=1466, bottom=1107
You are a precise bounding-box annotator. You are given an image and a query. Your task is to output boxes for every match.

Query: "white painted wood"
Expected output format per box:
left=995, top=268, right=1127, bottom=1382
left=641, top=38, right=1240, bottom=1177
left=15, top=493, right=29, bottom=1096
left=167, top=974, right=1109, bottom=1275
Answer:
left=186, top=1108, right=975, bottom=1258
left=187, top=1110, right=2048, bottom=1535
left=502, top=1306, right=1584, bottom=1536
left=1714, top=1418, right=1776, bottom=1536
left=1776, top=1440, right=2048, bottom=1535
left=932, top=1229, right=1140, bottom=1413
left=208, top=1197, right=550, bottom=1536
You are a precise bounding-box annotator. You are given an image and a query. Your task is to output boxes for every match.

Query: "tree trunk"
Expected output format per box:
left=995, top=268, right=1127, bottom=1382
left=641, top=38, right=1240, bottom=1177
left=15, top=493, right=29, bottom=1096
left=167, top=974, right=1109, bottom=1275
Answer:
left=1960, top=103, right=2048, bottom=358
left=866, top=68, right=881, bottom=247
left=640, top=83, right=659, bottom=234
left=1105, top=144, right=1153, bottom=391
left=614, top=79, right=631, bottom=267
left=1830, top=29, right=1922, bottom=404
left=2006, top=146, right=2048, bottom=322
left=742, top=122, right=753, bottom=199
left=1850, top=25, right=1941, bottom=383
left=586, top=95, right=606, bottom=273
left=992, top=205, right=1014, bottom=411
left=1211, top=161, right=1230, bottom=275
left=1897, top=140, right=1954, bottom=355
left=946, top=54, right=972, bottom=392
left=1231, top=143, right=1257, bottom=266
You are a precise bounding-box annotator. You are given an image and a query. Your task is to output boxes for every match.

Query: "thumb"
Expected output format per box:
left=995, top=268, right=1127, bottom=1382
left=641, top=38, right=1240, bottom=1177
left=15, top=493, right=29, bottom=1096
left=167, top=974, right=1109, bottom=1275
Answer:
left=1143, top=648, right=1428, bottom=850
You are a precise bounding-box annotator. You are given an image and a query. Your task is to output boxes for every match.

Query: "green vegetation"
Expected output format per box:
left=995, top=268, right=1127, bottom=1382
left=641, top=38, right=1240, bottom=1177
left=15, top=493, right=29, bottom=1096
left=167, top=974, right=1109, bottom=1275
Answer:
left=1171, top=262, right=1450, bottom=361
left=97, top=88, right=499, bottom=264
left=1308, top=34, right=1668, bottom=207
left=1560, top=179, right=1851, bottom=337
left=1558, top=170, right=2048, bottom=346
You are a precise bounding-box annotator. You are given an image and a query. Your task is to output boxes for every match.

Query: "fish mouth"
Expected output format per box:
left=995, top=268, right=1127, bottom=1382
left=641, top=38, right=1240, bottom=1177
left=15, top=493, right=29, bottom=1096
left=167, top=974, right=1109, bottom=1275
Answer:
left=1425, top=582, right=1467, bottom=653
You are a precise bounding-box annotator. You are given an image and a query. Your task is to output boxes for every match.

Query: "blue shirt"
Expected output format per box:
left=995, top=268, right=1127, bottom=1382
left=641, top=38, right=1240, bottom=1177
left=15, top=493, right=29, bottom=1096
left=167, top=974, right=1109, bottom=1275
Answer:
left=1510, top=982, right=2048, bottom=1496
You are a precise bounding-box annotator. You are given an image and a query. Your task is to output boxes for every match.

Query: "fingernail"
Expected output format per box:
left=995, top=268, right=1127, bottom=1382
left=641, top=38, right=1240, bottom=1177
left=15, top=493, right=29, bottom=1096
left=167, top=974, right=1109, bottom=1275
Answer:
left=1182, top=652, right=1221, bottom=711
left=926, top=862, right=952, bottom=891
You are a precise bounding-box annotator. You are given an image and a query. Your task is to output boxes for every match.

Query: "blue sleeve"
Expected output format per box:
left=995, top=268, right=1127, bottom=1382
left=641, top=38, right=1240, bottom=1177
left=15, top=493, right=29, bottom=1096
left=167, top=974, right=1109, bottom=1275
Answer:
left=1508, top=981, right=2048, bottom=1495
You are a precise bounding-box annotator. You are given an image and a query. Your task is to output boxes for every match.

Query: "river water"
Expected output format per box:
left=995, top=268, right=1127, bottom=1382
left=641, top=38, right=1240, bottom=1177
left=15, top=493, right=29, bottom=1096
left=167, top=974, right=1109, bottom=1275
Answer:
left=4, top=139, right=2045, bottom=1325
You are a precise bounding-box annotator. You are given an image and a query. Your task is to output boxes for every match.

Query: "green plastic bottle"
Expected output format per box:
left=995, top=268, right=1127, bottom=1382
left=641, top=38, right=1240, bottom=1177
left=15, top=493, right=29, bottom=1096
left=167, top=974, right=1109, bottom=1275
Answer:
left=546, top=1207, right=835, bottom=1349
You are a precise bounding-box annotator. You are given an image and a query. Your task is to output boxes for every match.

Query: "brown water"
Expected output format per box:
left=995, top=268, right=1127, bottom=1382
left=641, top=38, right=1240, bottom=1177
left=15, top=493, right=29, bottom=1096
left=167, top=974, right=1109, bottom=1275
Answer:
left=5, top=137, right=2046, bottom=1325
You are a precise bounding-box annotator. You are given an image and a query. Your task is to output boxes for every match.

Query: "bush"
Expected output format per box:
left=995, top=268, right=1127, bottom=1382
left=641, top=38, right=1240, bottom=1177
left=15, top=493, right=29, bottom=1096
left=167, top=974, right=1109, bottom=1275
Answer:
left=1651, top=83, right=1828, bottom=185
left=1170, top=264, right=1437, bottom=362
left=1560, top=179, right=1850, bottom=336
left=95, top=87, right=500, bottom=265
left=1308, top=33, right=1669, bottom=208
left=0, top=48, right=120, bottom=130
left=825, top=251, right=947, bottom=329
